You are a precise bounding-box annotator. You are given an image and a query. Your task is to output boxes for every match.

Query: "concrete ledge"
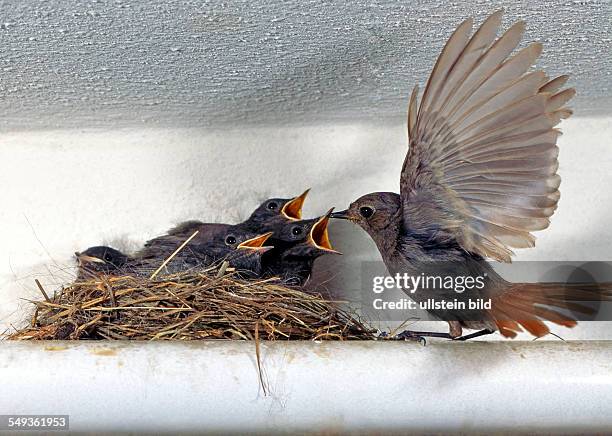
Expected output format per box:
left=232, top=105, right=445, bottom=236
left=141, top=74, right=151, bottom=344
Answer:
left=1, top=340, right=611, bottom=433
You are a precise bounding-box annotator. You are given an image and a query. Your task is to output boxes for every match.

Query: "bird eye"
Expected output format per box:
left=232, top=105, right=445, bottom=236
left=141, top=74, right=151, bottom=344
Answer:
left=225, top=235, right=237, bottom=245
left=104, top=253, right=112, bottom=262
left=267, top=202, right=278, bottom=210
left=359, top=206, right=375, bottom=218
left=292, top=226, right=303, bottom=236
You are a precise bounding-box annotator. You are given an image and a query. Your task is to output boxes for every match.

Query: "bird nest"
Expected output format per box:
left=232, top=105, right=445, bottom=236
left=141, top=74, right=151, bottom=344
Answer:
left=6, top=265, right=374, bottom=341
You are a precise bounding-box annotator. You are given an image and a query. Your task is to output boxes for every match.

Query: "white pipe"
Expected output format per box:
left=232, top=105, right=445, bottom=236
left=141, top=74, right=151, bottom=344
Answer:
left=1, top=341, right=611, bottom=433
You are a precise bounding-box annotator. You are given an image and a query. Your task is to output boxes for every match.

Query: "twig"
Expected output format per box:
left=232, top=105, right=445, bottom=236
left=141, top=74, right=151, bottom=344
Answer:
left=24, top=214, right=59, bottom=266
left=30, top=307, right=39, bottom=327
left=149, top=230, right=199, bottom=279
left=34, top=279, right=51, bottom=303
left=254, top=320, right=268, bottom=396
left=216, top=261, right=230, bottom=278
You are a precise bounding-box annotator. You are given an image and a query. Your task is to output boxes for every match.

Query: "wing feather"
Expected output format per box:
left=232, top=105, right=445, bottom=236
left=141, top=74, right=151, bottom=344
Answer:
left=430, top=10, right=504, bottom=116
left=539, top=75, right=569, bottom=93
left=418, top=18, right=474, bottom=120
left=438, top=20, right=526, bottom=127
left=407, top=85, right=419, bottom=137
left=400, top=11, right=574, bottom=261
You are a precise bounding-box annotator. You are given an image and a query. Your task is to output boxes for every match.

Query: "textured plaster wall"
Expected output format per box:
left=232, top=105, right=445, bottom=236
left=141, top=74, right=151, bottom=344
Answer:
left=0, top=0, right=610, bottom=131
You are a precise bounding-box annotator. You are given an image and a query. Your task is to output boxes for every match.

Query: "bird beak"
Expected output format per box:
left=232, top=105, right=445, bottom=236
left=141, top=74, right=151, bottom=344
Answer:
left=237, top=232, right=274, bottom=252
left=281, top=189, right=310, bottom=220
left=76, top=253, right=106, bottom=264
left=330, top=209, right=351, bottom=220
left=309, top=208, right=342, bottom=255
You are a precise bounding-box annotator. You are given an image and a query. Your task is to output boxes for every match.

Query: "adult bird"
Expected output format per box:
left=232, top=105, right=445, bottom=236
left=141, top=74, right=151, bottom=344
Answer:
left=331, top=10, right=590, bottom=341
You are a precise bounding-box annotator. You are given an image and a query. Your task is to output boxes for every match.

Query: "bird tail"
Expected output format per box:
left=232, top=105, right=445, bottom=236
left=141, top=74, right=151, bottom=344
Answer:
left=489, top=282, right=612, bottom=338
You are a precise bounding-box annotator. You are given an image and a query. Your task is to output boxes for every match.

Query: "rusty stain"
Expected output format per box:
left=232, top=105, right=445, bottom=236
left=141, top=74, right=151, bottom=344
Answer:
left=218, top=348, right=242, bottom=356
left=312, top=344, right=332, bottom=358
left=90, top=348, right=117, bottom=356
left=44, top=345, right=68, bottom=352
left=284, top=351, right=296, bottom=363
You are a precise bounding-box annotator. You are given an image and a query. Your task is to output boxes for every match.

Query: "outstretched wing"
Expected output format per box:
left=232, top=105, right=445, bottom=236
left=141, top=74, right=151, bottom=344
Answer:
left=400, top=10, right=574, bottom=262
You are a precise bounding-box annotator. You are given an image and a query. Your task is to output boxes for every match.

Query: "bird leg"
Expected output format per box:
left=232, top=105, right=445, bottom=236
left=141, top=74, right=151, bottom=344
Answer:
left=392, top=330, right=456, bottom=345
left=382, top=322, right=491, bottom=344
left=454, top=329, right=496, bottom=341
left=381, top=320, right=463, bottom=344
left=396, top=330, right=455, bottom=339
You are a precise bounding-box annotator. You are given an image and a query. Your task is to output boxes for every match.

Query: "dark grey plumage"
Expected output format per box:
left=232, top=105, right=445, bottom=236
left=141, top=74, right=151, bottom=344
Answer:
left=75, top=246, right=130, bottom=280
left=242, top=189, right=310, bottom=232
left=264, top=210, right=340, bottom=286
left=136, top=222, right=234, bottom=260
left=132, top=226, right=273, bottom=277
left=133, top=189, right=314, bottom=280
left=136, top=189, right=308, bottom=260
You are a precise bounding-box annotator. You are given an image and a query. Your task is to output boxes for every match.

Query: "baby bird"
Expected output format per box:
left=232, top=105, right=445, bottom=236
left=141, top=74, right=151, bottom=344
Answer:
left=134, top=189, right=310, bottom=271
left=266, top=216, right=319, bottom=248
left=132, top=228, right=274, bottom=277
left=264, top=209, right=341, bottom=286
left=135, top=222, right=234, bottom=260
left=242, top=189, right=310, bottom=232
left=219, top=233, right=274, bottom=277
left=138, top=186, right=307, bottom=256
left=151, top=189, right=310, bottom=248
left=76, top=231, right=272, bottom=280
left=74, top=246, right=130, bottom=280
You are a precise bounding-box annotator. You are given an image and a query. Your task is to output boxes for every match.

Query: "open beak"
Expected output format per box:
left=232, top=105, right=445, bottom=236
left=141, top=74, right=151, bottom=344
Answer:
left=281, top=189, right=310, bottom=220
left=75, top=252, right=106, bottom=264
left=330, top=209, right=351, bottom=220
left=309, top=208, right=342, bottom=255
left=237, top=232, right=274, bottom=252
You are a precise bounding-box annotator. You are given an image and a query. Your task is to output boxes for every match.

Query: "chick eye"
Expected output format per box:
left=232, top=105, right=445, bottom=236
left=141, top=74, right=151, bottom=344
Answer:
left=225, top=235, right=237, bottom=245
left=359, top=206, right=375, bottom=218
left=104, top=253, right=112, bottom=262
left=292, top=227, right=303, bottom=236
left=267, top=202, right=278, bottom=210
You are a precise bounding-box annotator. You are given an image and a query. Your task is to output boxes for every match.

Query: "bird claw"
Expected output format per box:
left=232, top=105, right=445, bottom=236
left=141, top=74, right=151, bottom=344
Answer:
left=378, top=330, right=427, bottom=345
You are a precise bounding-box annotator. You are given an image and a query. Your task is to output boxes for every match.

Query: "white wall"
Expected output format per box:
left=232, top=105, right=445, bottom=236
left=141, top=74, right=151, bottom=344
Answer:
left=1, top=117, right=611, bottom=338
left=3, top=341, right=612, bottom=433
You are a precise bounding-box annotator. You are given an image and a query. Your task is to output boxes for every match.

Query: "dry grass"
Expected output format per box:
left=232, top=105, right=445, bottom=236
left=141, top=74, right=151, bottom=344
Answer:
left=6, top=265, right=374, bottom=341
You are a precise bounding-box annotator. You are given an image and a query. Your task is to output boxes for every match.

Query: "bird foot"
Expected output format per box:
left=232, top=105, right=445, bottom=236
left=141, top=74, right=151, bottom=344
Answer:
left=395, top=330, right=428, bottom=346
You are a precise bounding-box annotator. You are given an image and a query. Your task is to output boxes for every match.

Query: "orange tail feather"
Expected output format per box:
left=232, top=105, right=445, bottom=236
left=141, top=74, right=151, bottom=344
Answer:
left=490, top=282, right=608, bottom=338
